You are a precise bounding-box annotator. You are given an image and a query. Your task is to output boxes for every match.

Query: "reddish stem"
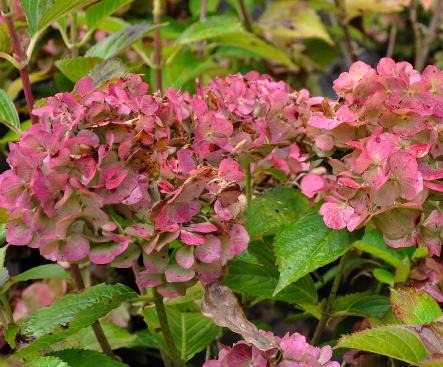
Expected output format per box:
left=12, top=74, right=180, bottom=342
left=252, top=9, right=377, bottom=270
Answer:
left=1, top=0, right=37, bottom=124
left=239, top=0, right=253, bottom=32
left=70, top=264, right=117, bottom=360
left=153, top=0, right=162, bottom=92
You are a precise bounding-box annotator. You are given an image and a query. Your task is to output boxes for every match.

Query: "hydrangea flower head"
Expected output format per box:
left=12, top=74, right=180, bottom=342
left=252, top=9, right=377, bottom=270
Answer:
left=302, top=58, right=443, bottom=255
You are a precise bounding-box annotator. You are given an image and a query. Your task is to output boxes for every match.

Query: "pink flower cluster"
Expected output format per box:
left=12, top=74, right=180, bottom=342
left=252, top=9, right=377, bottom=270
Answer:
left=301, top=58, right=443, bottom=256
left=204, top=331, right=339, bottom=367
left=0, top=72, right=313, bottom=297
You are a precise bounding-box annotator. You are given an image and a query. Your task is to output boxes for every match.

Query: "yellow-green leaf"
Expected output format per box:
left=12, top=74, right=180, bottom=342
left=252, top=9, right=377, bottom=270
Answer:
left=391, top=288, right=442, bottom=325
left=338, top=325, right=428, bottom=365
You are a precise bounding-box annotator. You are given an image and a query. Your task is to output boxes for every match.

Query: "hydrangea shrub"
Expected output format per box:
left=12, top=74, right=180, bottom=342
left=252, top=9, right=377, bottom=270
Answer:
left=0, top=58, right=442, bottom=366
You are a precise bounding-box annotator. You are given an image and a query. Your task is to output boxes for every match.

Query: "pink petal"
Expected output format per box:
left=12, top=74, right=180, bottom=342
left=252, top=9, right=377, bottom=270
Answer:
left=180, top=230, right=206, bottom=245
left=63, top=234, right=89, bottom=261
left=300, top=174, right=325, bottom=198
left=184, top=223, right=217, bottom=233
left=308, top=114, right=342, bottom=130
left=136, top=270, right=163, bottom=289
left=176, top=246, right=195, bottom=269
left=75, top=77, right=95, bottom=98
left=219, top=158, right=244, bottom=183
left=319, top=202, right=354, bottom=230
left=195, top=235, right=222, bottom=264
left=227, top=225, right=249, bottom=259
left=165, top=264, right=195, bottom=283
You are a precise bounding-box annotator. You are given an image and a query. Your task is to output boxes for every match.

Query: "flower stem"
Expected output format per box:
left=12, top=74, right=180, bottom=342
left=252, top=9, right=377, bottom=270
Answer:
left=0, top=293, right=13, bottom=325
left=70, top=13, right=79, bottom=57
left=70, top=264, right=116, bottom=359
left=0, top=0, right=37, bottom=124
left=333, top=0, right=356, bottom=65
left=153, top=288, right=182, bottom=367
left=153, top=0, right=162, bottom=93
left=245, top=163, right=252, bottom=204
left=239, top=0, right=253, bottom=32
left=414, top=0, right=443, bottom=70
left=311, top=251, right=349, bottom=345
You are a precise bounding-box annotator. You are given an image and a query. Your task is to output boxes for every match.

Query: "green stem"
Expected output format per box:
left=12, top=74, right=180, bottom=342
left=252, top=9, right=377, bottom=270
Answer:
left=311, top=251, right=349, bottom=345
left=70, top=264, right=117, bottom=360
left=0, top=294, right=13, bottom=325
left=0, top=0, right=37, bottom=124
left=245, top=163, right=252, bottom=204
left=153, top=288, right=182, bottom=367
left=152, top=0, right=162, bottom=92
left=239, top=0, right=253, bottom=32
left=70, top=13, right=79, bottom=57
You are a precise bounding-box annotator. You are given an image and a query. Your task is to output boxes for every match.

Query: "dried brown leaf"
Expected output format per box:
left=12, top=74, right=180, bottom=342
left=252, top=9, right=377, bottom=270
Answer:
left=201, top=282, right=278, bottom=352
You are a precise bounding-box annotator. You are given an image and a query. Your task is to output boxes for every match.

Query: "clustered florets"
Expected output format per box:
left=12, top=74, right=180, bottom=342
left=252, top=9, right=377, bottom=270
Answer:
left=204, top=331, right=339, bottom=367
left=1, top=59, right=442, bottom=294
left=0, top=72, right=314, bottom=297
left=301, top=58, right=443, bottom=256
left=1, top=58, right=442, bottom=366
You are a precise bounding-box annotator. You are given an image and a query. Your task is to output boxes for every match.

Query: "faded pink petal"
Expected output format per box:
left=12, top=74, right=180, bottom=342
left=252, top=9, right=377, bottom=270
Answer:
left=195, top=235, right=222, bottom=263
left=165, top=264, right=195, bottom=283
left=301, top=174, right=325, bottom=198
left=308, top=114, right=342, bottom=130
left=63, top=234, right=89, bottom=261
left=388, top=151, right=423, bottom=200
left=319, top=201, right=354, bottom=230
left=176, top=246, right=195, bottom=269
left=219, top=158, right=244, bottom=183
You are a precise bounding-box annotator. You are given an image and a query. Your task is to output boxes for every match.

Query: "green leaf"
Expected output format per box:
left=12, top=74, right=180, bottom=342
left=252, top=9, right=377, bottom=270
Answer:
left=86, top=23, right=158, bottom=59
left=258, top=0, right=333, bottom=44
left=373, top=268, right=395, bottom=285
left=51, top=349, right=129, bottom=366
left=419, top=359, right=443, bottom=367
left=394, top=257, right=411, bottom=283
left=274, top=212, right=356, bottom=294
left=85, top=0, right=132, bottom=30
left=12, top=264, right=69, bottom=283
left=25, top=356, right=69, bottom=367
left=225, top=240, right=318, bottom=306
left=344, top=0, right=409, bottom=22
left=0, top=120, right=31, bottom=146
left=16, top=283, right=137, bottom=358
left=337, top=325, right=428, bottom=365
left=189, top=0, right=220, bottom=17
left=0, top=24, right=11, bottom=53
left=0, top=245, right=9, bottom=290
left=391, top=288, right=442, bottom=325
left=128, top=329, right=159, bottom=349
left=55, top=322, right=136, bottom=351
left=215, top=32, right=296, bottom=68
left=160, top=49, right=225, bottom=90
left=55, top=57, right=103, bottom=82
left=245, top=187, right=312, bottom=238
left=20, top=0, right=54, bottom=35
left=38, top=0, right=97, bottom=33
left=334, top=293, right=391, bottom=318
left=412, top=246, right=429, bottom=261
left=4, top=322, right=19, bottom=348
left=175, top=15, right=244, bottom=45
left=89, top=59, right=127, bottom=86
left=0, top=89, right=21, bottom=135
left=353, top=230, right=403, bottom=268
left=0, top=244, right=8, bottom=269
left=143, top=305, right=219, bottom=362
